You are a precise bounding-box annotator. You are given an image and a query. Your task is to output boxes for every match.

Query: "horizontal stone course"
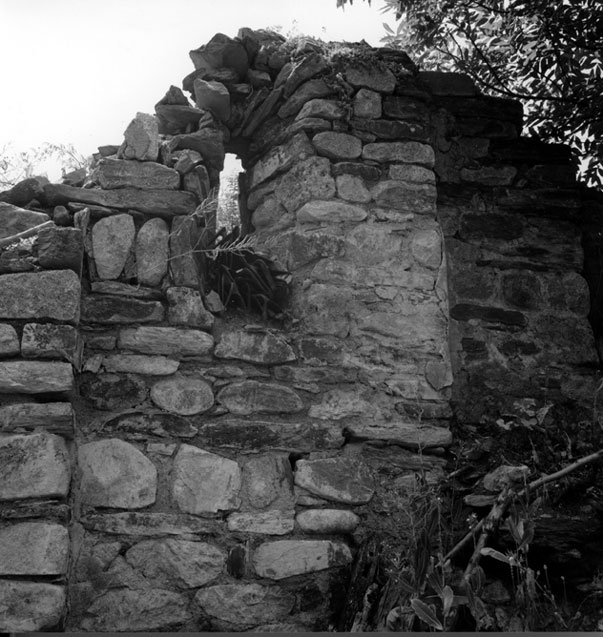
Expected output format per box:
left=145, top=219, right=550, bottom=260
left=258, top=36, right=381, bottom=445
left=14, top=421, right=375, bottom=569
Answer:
left=0, top=581, right=66, bottom=632
left=0, top=522, right=69, bottom=575
left=0, top=361, right=74, bottom=393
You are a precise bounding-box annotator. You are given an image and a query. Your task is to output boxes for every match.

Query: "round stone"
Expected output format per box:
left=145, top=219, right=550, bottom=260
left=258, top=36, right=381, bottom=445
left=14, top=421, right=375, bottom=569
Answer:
left=151, top=375, right=214, bottom=415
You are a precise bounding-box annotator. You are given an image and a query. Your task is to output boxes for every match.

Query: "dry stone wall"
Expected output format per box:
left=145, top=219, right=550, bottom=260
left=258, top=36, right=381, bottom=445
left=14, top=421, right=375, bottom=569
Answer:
left=0, top=28, right=597, bottom=632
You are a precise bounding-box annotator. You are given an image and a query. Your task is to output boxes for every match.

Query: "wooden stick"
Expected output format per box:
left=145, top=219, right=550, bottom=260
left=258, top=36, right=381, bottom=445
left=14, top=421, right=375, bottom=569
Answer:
left=0, top=220, right=54, bottom=248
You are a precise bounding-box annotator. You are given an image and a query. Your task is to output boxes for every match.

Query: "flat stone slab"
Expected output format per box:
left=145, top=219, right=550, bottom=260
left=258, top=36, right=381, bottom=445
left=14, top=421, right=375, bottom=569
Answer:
left=0, top=361, right=73, bottom=393
left=126, top=539, right=225, bottom=588
left=92, top=158, right=180, bottom=190
left=44, top=183, right=197, bottom=217
left=119, top=326, right=214, bottom=357
left=81, top=512, right=221, bottom=537
left=104, top=411, right=198, bottom=438
left=78, top=438, right=157, bottom=509
left=81, top=295, right=165, bottom=324
left=346, top=422, right=452, bottom=449
left=119, top=112, right=159, bottom=161
left=214, top=330, right=296, bottom=365
left=0, top=202, right=50, bottom=240
left=294, top=457, right=375, bottom=504
left=80, top=588, right=191, bottom=632
left=0, top=581, right=65, bottom=632
left=0, top=433, right=70, bottom=500
left=227, top=510, right=295, bottom=535
left=297, top=200, right=368, bottom=224
left=0, top=270, right=80, bottom=323
left=194, top=583, right=295, bottom=631
left=253, top=540, right=352, bottom=579
left=102, top=353, right=179, bottom=375
left=296, top=509, right=360, bottom=534
left=0, top=522, right=69, bottom=575
left=217, top=380, right=303, bottom=415
left=249, top=132, right=314, bottom=189
left=151, top=375, right=214, bottom=415
left=0, top=402, right=72, bottom=433
left=172, top=444, right=241, bottom=514
left=362, top=141, right=435, bottom=167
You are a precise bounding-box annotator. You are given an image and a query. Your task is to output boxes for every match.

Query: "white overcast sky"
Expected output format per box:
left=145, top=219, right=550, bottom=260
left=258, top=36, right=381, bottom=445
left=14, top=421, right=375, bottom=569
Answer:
left=0, top=0, right=388, bottom=156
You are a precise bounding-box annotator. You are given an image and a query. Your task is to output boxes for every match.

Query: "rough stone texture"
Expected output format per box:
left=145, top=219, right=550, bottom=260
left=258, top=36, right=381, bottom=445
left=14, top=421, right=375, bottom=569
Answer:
left=346, top=422, right=453, bottom=449
left=354, top=88, right=382, bottom=118
left=80, top=589, right=191, bottom=632
left=0, top=323, right=19, bottom=356
left=362, top=141, right=435, bottom=167
left=194, top=583, right=295, bottom=630
left=78, top=438, right=157, bottom=509
left=0, top=433, right=70, bottom=500
left=336, top=174, right=372, bottom=203
left=0, top=581, right=65, bottom=632
left=172, top=444, right=241, bottom=514
left=297, top=200, right=368, bottom=224
left=119, top=326, right=214, bottom=357
left=171, top=128, right=225, bottom=171
left=0, top=202, right=50, bottom=240
left=217, top=380, right=303, bottom=415
left=296, top=98, right=344, bottom=121
left=151, top=375, right=214, bottom=415
left=194, top=79, right=231, bottom=122
left=102, top=353, right=179, bottom=375
left=167, top=286, right=214, bottom=329
left=372, top=181, right=436, bottom=214
left=119, top=112, right=159, bottom=161
left=345, top=63, right=396, bottom=93
left=227, top=510, right=295, bottom=535
left=81, top=512, right=221, bottom=537
left=91, top=214, right=135, bottom=280
left=249, top=132, right=314, bottom=188
left=21, top=323, right=79, bottom=360
left=92, top=158, right=180, bottom=190
left=214, top=330, right=296, bottom=365
left=295, top=509, right=360, bottom=534
left=312, top=131, right=362, bottom=160
left=389, top=163, right=436, bottom=184
left=0, top=361, right=73, bottom=393
left=136, top=217, right=170, bottom=286
left=278, top=78, right=334, bottom=118
left=294, top=457, right=375, bottom=504
left=81, top=295, right=164, bottom=324
left=0, top=270, right=80, bottom=323
left=0, top=402, right=72, bottom=434
left=242, top=454, right=294, bottom=509
left=79, top=373, right=147, bottom=410
left=105, top=411, right=198, bottom=439
left=125, top=539, right=225, bottom=588
left=37, top=226, right=83, bottom=273
left=169, top=215, right=201, bottom=287
left=274, top=156, right=336, bottom=213
left=0, top=523, right=69, bottom=575
left=44, top=183, right=197, bottom=217
left=253, top=540, right=352, bottom=579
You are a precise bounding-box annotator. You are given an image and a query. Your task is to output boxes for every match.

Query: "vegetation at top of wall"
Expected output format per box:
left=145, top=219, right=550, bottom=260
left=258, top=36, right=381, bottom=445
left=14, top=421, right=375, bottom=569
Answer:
left=338, top=0, right=603, bottom=190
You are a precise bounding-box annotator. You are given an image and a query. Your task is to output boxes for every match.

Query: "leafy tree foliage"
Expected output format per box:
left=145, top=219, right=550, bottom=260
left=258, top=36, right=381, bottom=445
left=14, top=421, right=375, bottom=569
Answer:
left=338, top=0, right=603, bottom=188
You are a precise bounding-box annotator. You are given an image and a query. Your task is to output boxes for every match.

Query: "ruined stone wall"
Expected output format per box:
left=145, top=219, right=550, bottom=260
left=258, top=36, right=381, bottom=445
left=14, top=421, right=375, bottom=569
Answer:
left=0, top=29, right=597, bottom=632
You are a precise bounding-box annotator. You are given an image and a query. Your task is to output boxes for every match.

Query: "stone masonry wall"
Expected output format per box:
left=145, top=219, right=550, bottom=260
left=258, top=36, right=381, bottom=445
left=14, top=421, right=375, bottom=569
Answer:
left=0, top=29, right=597, bottom=632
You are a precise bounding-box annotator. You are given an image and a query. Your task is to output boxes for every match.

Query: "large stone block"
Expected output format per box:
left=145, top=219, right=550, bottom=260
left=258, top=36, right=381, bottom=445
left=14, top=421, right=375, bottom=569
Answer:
left=81, top=512, right=221, bottom=537
left=0, top=433, right=70, bottom=500
left=217, top=380, right=303, bottom=415
left=169, top=215, right=201, bottom=287
left=194, top=583, right=295, bottom=631
left=21, top=323, right=79, bottom=360
left=119, top=326, right=214, bottom=357
left=118, top=112, right=159, bottom=161
left=166, top=286, right=214, bottom=328
left=227, top=510, right=295, bottom=535
left=0, top=581, right=65, bottom=632
left=125, top=539, right=225, bottom=588
left=297, top=200, right=367, bottom=224
left=214, top=329, right=296, bottom=365
left=44, top=183, right=197, bottom=217
left=80, top=588, right=191, bottom=632
left=136, top=217, right=170, bottom=286
left=362, top=141, right=435, bottom=167
left=0, top=361, right=73, bottom=393
left=296, top=509, right=360, bottom=534
left=78, top=438, right=157, bottom=509
left=101, top=353, right=179, bottom=375
left=0, top=522, right=69, bottom=575
left=151, top=375, right=214, bottom=415
left=0, top=270, right=80, bottom=323
left=91, top=213, right=135, bottom=280
left=0, top=323, right=19, bottom=356
left=253, top=540, right=352, bottom=580
left=274, top=156, right=335, bottom=213
left=344, top=63, right=396, bottom=93
left=81, top=295, right=164, bottom=324
left=79, top=372, right=147, bottom=410
left=294, top=457, right=374, bottom=504
left=92, top=158, right=180, bottom=190
left=278, top=78, right=334, bottom=118
left=249, top=132, right=314, bottom=189
left=172, top=444, right=241, bottom=514
left=37, top=226, right=83, bottom=273
left=313, top=131, right=362, bottom=161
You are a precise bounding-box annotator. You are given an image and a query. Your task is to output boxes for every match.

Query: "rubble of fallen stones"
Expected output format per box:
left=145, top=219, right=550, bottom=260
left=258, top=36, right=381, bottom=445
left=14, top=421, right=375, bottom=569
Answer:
left=0, top=25, right=600, bottom=633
